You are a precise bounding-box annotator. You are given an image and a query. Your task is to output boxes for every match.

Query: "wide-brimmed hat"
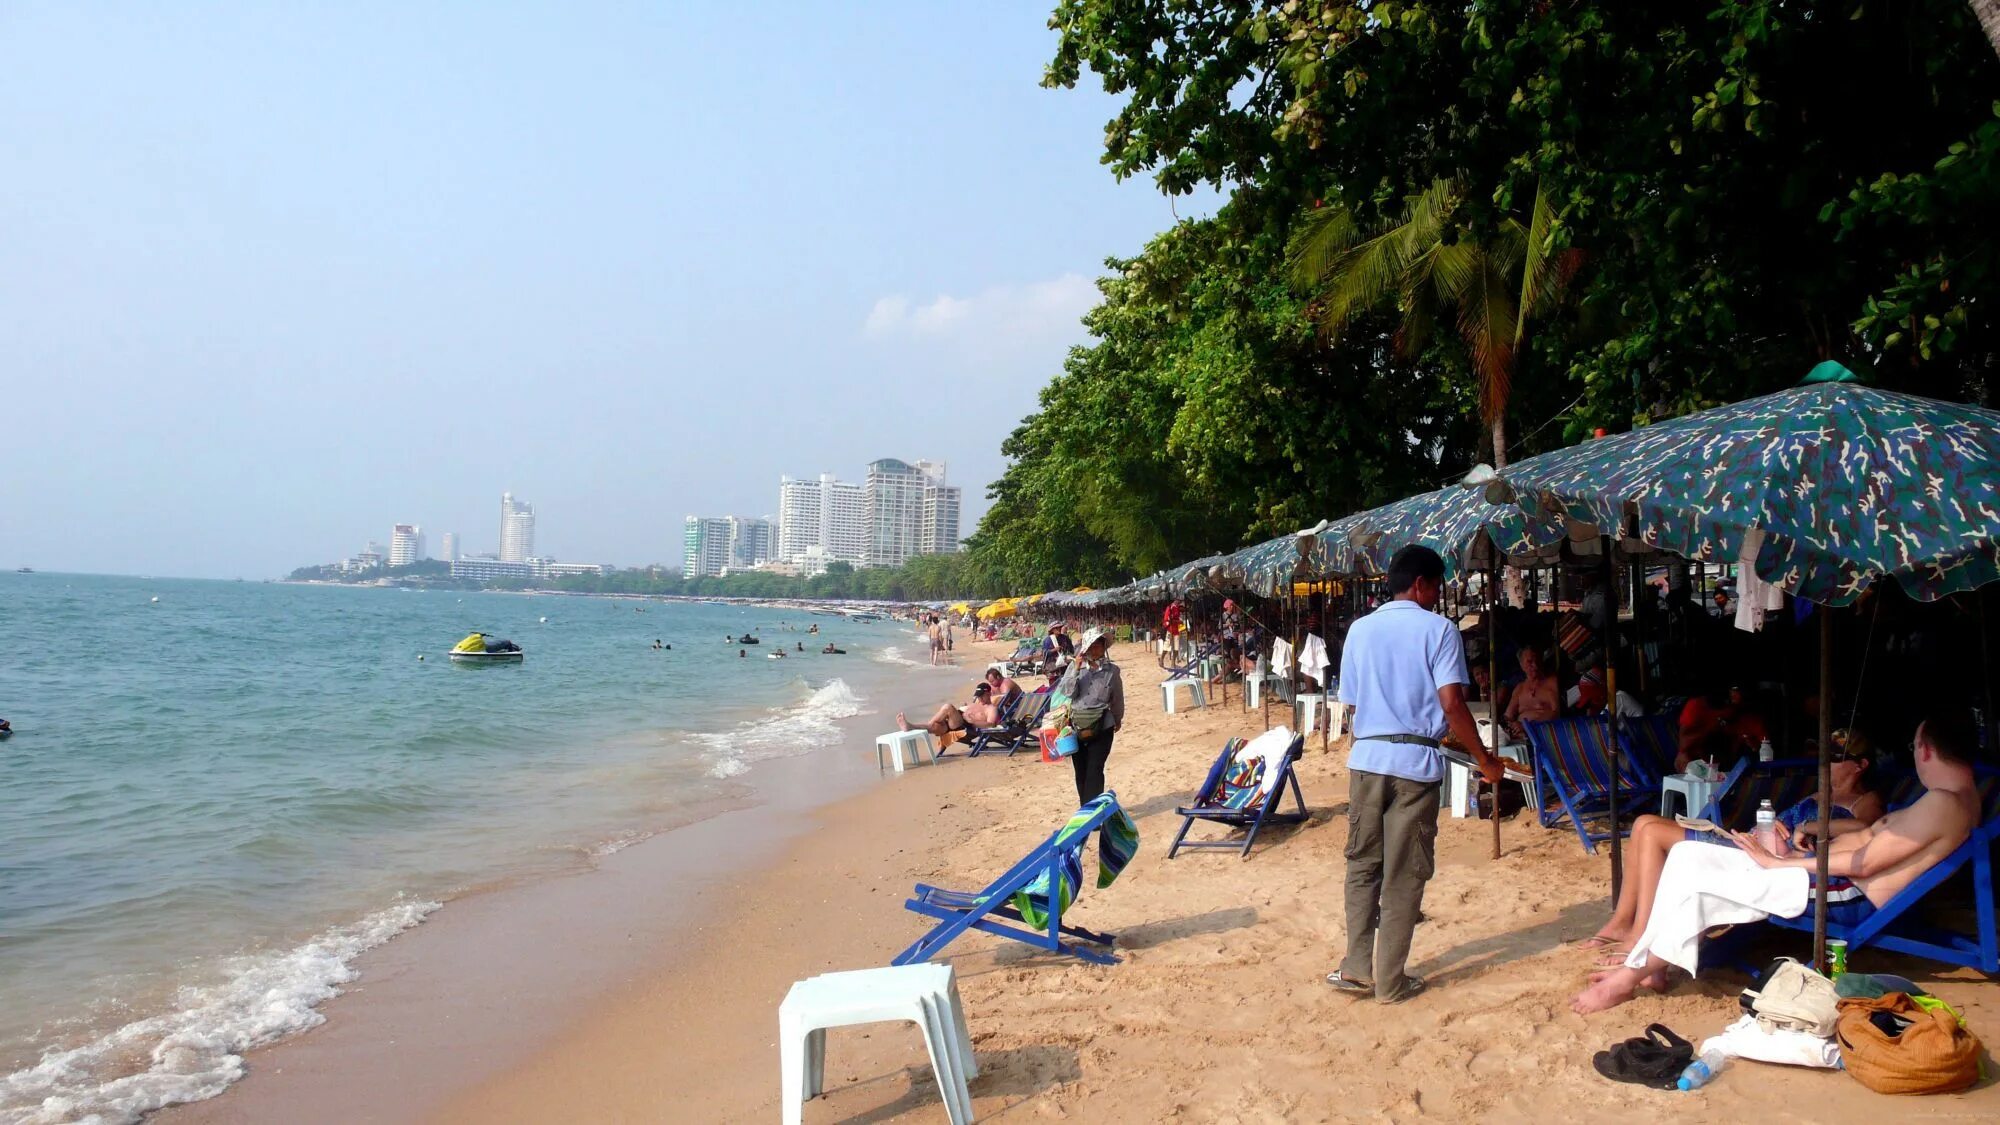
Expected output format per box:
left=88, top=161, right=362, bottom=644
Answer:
left=1079, top=626, right=1112, bottom=655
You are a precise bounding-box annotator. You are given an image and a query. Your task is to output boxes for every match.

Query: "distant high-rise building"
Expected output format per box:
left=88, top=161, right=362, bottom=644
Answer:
left=860, top=458, right=962, bottom=567
left=683, top=516, right=733, bottom=578
left=500, top=492, right=535, bottom=563
left=727, top=516, right=774, bottom=569
left=388, top=524, right=424, bottom=567
left=440, top=531, right=460, bottom=562
left=776, top=474, right=866, bottom=566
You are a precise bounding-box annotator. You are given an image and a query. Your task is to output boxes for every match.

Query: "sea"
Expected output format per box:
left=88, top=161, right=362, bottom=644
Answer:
left=0, top=572, right=943, bottom=1123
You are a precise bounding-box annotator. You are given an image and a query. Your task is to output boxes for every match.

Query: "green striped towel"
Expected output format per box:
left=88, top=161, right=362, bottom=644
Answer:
left=1013, top=791, right=1139, bottom=931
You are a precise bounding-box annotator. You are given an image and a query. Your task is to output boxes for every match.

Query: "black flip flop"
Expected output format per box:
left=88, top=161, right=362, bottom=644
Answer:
left=1591, top=1024, right=1693, bottom=1090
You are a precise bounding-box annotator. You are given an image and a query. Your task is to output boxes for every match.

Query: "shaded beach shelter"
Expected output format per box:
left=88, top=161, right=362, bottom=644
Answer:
left=1491, top=363, right=2000, bottom=960
left=976, top=598, right=1019, bottom=620
left=1499, top=363, right=2000, bottom=605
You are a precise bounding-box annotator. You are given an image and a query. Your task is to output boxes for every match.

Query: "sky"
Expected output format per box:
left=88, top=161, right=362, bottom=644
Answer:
left=1, top=2, right=1211, bottom=578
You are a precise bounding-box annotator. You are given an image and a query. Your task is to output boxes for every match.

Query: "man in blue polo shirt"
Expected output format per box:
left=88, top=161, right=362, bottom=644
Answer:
left=1328, top=545, right=1503, bottom=1003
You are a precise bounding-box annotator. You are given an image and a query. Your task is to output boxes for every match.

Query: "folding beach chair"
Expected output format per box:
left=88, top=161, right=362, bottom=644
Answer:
left=1167, top=732, right=1309, bottom=858
left=1618, top=714, right=1680, bottom=778
left=1767, top=769, right=2000, bottom=972
left=893, top=792, right=1139, bottom=967
left=944, top=693, right=1018, bottom=758
left=1524, top=716, right=1662, bottom=854
left=1694, top=757, right=1821, bottom=830
left=1161, top=640, right=1220, bottom=681
left=965, top=692, right=1052, bottom=758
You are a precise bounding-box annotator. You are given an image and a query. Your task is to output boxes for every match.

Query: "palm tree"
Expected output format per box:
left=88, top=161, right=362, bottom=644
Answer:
left=1287, top=178, right=1578, bottom=469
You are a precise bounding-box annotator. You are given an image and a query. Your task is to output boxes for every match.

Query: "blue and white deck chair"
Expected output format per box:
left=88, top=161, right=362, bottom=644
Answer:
left=1167, top=733, right=1308, bottom=858
left=893, top=792, right=1139, bottom=967
left=966, top=692, right=1053, bottom=758
left=1694, top=757, right=1822, bottom=829
left=1525, top=716, right=1662, bottom=854
left=1768, top=768, right=2000, bottom=972
left=1618, top=714, right=1680, bottom=778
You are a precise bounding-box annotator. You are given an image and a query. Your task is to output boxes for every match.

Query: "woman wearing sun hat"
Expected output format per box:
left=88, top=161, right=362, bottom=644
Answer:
left=1056, top=626, right=1126, bottom=804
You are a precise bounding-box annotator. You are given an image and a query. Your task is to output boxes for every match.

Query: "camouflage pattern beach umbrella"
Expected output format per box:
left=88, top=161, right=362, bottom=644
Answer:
left=1212, top=534, right=1311, bottom=597
left=1501, top=364, right=2000, bottom=605
left=1309, top=485, right=1566, bottom=581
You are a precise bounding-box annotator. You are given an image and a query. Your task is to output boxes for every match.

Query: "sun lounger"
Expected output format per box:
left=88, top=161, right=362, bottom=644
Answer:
left=892, top=792, right=1139, bottom=967
left=1763, top=769, right=2000, bottom=972
left=1524, top=716, right=1662, bottom=854
left=1618, top=714, right=1680, bottom=777
left=1167, top=732, right=1308, bottom=858
left=965, top=692, right=1052, bottom=757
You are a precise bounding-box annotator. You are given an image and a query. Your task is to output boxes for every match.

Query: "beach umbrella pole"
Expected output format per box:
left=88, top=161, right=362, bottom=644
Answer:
left=1488, top=560, right=1502, bottom=860
left=1603, top=538, right=1624, bottom=904
left=1814, top=607, right=1833, bottom=968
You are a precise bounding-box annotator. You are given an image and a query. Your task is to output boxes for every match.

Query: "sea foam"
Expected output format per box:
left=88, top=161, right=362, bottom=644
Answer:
left=0, top=900, right=436, bottom=1125
left=691, top=677, right=867, bottom=778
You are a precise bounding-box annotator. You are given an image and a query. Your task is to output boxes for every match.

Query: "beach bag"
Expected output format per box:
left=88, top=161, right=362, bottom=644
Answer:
left=1835, top=993, right=1982, bottom=1094
left=1740, top=957, right=1840, bottom=1037
left=1069, top=705, right=1107, bottom=736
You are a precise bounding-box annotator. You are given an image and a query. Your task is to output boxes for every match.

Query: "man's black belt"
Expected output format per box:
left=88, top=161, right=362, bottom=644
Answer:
left=1362, top=733, right=1442, bottom=748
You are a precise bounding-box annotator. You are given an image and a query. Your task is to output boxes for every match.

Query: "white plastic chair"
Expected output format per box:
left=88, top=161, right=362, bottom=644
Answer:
left=1161, top=678, right=1206, bottom=713
left=779, top=963, right=976, bottom=1124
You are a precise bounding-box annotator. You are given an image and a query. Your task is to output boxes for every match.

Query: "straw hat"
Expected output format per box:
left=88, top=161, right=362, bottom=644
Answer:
left=1079, top=626, right=1113, bottom=656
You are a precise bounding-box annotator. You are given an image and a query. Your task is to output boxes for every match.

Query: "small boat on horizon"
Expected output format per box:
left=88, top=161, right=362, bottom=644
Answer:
left=14, top=567, right=31, bottom=574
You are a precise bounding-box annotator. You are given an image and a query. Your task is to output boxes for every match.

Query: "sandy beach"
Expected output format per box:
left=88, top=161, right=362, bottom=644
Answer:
left=176, top=636, right=1998, bottom=1123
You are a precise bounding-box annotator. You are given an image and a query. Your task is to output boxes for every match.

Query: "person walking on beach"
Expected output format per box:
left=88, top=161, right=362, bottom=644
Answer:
left=1328, top=545, right=1503, bottom=1004
left=1056, top=626, right=1124, bottom=805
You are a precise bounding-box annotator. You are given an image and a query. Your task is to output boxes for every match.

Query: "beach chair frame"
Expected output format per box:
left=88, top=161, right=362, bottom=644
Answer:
left=892, top=800, right=1121, bottom=967
left=1694, top=757, right=1821, bottom=830
left=1617, top=714, right=1680, bottom=778
left=1524, top=716, right=1662, bottom=854
left=1167, top=735, right=1309, bottom=859
left=965, top=692, right=1051, bottom=758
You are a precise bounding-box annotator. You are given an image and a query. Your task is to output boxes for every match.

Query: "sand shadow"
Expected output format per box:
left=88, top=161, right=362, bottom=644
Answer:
left=1115, top=905, right=1260, bottom=949
left=830, top=1043, right=1082, bottom=1125
left=1408, top=899, right=1607, bottom=987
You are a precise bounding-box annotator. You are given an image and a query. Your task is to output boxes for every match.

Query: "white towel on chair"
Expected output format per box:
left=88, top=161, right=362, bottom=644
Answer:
left=1270, top=637, right=1293, bottom=675
left=1625, top=842, right=1809, bottom=976
left=1233, top=726, right=1296, bottom=796
left=1300, top=634, right=1330, bottom=688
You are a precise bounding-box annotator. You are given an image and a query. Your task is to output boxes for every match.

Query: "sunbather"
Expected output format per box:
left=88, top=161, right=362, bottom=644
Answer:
left=1578, top=735, right=1885, bottom=953
left=1501, top=647, right=1559, bottom=738
left=984, top=668, right=1023, bottom=711
left=1572, top=712, right=1980, bottom=1014
left=899, top=682, right=1003, bottom=739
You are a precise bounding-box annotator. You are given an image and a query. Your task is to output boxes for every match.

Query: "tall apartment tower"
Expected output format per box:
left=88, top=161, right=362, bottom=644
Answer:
left=683, top=516, right=733, bottom=578
left=500, top=492, right=536, bottom=562
left=776, top=474, right=866, bottom=565
left=727, top=516, right=774, bottom=569
left=388, top=524, right=424, bottom=567
left=440, top=531, right=460, bottom=562
left=864, top=459, right=928, bottom=568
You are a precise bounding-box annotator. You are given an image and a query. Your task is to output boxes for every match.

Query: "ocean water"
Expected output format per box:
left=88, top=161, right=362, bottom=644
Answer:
left=0, top=573, right=930, bottom=1123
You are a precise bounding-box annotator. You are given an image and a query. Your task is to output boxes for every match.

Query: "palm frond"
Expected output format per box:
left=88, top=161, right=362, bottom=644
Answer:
left=1456, top=262, right=1519, bottom=425
left=1286, top=203, right=1361, bottom=287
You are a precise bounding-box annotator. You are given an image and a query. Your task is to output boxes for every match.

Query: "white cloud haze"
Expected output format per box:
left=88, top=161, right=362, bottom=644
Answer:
left=863, top=273, right=1101, bottom=344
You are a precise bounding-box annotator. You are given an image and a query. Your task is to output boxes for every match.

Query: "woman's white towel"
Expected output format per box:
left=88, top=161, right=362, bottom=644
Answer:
left=1624, top=841, right=1809, bottom=976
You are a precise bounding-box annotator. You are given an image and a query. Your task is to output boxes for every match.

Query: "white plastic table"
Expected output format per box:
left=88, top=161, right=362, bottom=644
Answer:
left=876, top=729, right=938, bottom=772
left=1661, top=773, right=1724, bottom=820
left=779, top=963, right=976, bottom=1125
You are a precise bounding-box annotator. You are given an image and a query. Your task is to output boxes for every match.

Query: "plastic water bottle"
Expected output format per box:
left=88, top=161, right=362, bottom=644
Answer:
left=1754, top=799, right=1779, bottom=853
left=1758, top=737, right=1774, bottom=763
left=1679, top=1048, right=1729, bottom=1091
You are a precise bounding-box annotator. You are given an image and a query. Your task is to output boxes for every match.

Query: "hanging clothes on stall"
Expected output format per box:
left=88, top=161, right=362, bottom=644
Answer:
left=1734, top=531, right=1787, bottom=633
left=1300, top=633, right=1332, bottom=691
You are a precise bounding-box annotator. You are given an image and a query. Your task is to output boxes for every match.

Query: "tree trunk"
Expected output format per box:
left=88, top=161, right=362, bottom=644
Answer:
left=1492, top=414, right=1528, bottom=608
left=1974, top=0, right=2000, bottom=62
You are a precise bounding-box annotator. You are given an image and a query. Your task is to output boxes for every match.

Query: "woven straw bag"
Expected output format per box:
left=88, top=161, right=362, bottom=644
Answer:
left=1835, top=993, right=1981, bottom=1095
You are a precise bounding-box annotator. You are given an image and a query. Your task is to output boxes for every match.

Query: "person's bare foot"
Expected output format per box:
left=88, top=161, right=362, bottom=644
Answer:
left=897, top=712, right=913, bottom=732
left=1576, top=931, right=1629, bottom=951
left=1586, top=964, right=1670, bottom=991
left=1570, top=974, right=1638, bottom=1014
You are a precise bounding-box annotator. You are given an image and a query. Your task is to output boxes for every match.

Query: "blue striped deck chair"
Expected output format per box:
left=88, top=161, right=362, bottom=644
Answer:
left=1767, top=768, right=2000, bottom=973
left=966, top=692, right=1052, bottom=757
left=893, top=792, right=1139, bottom=967
left=1162, top=640, right=1220, bottom=681
left=1525, top=716, right=1662, bottom=854
left=1618, top=714, right=1680, bottom=778
left=1167, top=733, right=1309, bottom=858
left=945, top=693, right=1018, bottom=758
left=1694, top=758, right=1822, bottom=830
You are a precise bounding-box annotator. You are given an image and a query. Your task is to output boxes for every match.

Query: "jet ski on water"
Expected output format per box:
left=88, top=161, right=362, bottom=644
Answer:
left=735, top=634, right=760, bottom=645
left=449, top=632, right=524, bottom=664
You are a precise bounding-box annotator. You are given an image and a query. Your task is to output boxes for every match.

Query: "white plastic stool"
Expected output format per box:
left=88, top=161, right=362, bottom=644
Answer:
left=876, top=730, right=938, bottom=772
left=1162, top=677, right=1206, bottom=713
left=780, top=963, right=976, bottom=1125
left=1294, top=693, right=1324, bottom=735
left=1660, top=773, right=1722, bottom=820
left=1327, top=700, right=1351, bottom=739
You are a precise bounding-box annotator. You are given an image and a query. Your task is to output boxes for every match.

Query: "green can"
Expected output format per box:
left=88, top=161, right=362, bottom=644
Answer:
left=1827, top=938, right=1849, bottom=977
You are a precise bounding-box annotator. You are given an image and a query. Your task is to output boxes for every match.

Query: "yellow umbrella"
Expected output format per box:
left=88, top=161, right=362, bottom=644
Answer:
left=947, top=601, right=973, bottom=615
left=976, top=598, right=1017, bottom=620
left=1070, top=585, right=1093, bottom=593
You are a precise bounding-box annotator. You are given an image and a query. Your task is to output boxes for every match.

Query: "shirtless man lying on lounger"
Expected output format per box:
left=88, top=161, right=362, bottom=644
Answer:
left=1572, top=711, right=1981, bottom=1015
left=899, top=681, right=1004, bottom=740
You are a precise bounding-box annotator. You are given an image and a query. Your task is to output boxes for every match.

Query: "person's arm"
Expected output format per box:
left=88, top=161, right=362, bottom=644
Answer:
left=1733, top=808, right=1933, bottom=878
left=1108, top=666, right=1125, bottom=731
left=1439, top=683, right=1505, bottom=784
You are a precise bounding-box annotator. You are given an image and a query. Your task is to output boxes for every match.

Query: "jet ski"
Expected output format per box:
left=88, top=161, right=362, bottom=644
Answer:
left=449, top=632, right=524, bottom=664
